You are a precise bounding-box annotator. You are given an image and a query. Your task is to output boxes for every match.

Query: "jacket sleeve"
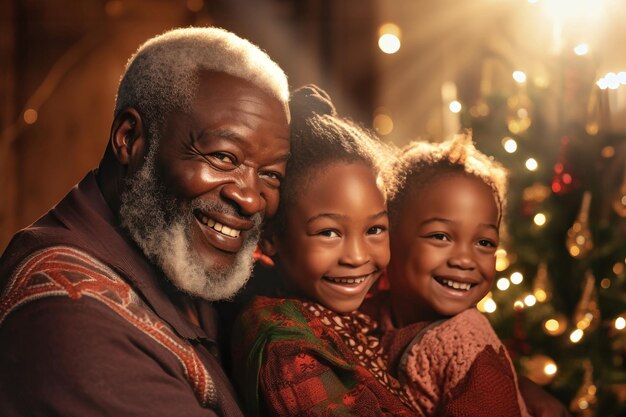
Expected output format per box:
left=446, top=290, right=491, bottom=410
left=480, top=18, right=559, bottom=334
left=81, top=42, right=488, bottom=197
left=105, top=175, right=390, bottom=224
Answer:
left=0, top=297, right=220, bottom=417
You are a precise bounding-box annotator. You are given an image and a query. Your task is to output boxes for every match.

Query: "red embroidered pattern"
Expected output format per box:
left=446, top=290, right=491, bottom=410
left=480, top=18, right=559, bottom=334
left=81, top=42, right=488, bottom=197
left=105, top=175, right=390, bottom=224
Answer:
left=0, top=246, right=216, bottom=408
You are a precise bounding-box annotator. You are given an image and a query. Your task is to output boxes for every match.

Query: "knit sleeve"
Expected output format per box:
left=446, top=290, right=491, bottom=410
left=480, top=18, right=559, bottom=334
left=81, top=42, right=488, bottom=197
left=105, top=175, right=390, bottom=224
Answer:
left=398, top=308, right=531, bottom=417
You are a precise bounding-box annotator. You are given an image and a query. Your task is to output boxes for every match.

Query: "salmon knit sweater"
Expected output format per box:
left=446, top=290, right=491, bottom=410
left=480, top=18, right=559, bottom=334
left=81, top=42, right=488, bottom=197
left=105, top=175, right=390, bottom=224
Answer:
left=396, top=308, right=531, bottom=417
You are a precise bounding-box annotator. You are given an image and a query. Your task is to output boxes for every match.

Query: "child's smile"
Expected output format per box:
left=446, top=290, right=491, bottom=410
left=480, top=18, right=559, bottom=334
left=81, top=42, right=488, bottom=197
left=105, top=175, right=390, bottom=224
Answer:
left=273, top=162, right=389, bottom=314
left=388, top=173, right=499, bottom=324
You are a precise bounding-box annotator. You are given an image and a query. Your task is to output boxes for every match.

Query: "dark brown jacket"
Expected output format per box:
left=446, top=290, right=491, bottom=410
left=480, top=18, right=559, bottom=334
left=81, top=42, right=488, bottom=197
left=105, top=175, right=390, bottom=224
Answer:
left=0, top=171, right=244, bottom=417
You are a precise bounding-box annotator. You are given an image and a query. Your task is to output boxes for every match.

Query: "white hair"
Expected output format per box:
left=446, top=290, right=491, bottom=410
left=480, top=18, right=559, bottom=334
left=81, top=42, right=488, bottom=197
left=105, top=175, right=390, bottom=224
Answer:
left=114, top=26, right=290, bottom=140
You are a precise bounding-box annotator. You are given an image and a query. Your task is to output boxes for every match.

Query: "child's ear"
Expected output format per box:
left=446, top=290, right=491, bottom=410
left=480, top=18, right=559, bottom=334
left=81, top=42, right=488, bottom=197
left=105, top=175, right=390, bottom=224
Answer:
left=257, top=228, right=278, bottom=267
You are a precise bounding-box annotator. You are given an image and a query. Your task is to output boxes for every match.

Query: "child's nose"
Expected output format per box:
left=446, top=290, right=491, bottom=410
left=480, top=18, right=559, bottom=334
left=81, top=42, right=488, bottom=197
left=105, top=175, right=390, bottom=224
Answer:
left=448, top=246, right=476, bottom=270
left=339, top=237, right=369, bottom=266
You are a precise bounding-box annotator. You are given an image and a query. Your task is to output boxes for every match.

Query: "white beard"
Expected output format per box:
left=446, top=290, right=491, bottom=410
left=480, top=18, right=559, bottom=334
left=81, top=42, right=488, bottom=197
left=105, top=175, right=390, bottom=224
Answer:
left=119, top=144, right=260, bottom=301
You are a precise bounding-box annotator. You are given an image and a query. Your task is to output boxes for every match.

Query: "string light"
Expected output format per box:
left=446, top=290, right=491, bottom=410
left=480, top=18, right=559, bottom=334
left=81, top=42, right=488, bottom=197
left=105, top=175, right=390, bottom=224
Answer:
left=449, top=100, right=462, bottom=113
left=524, top=294, right=537, bottom=306
left=502, top=137, right=518, bottom=153
left=570, top=328, right=584, bottom=343
left=615, top=316, right=626, bottom=330
left=544, top=363, right=558, bottom=376
left=477, top=292, right=497, bottom=313
left=543, top=316, right=567, bottom=336
left=373, top=108, right=394, bottom=135
left=378, top=23, right=401, bottom=54
left=513, top=71, right=527, bottom=83
left=23, top=109, right=38, bottom=125
left=525, top=158, right=539, bottom=171
left=574, top=43, right=589, bottom=56
left=533, top=213, right=547, bottom=226
left=511, top=272, right=524, bottom=285
left=496, top=277, right=511, bottom=291
left=495, top=248, right=511, bottom=271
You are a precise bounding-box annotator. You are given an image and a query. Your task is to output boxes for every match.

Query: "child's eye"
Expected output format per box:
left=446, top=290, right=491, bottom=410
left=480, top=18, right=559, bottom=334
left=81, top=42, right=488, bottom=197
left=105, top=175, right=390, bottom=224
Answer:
left=318, top=229, right=340, bottom=238
left=367, top=226, right=387, bottom=235
left=477, top=239, right=497, bottom=248
left=424, top=233, right=449, bottom=241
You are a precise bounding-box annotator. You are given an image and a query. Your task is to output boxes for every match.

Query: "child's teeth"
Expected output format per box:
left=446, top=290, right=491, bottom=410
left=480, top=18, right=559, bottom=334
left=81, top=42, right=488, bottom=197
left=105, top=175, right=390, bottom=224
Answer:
left=442, top=279, right=471, bottom=291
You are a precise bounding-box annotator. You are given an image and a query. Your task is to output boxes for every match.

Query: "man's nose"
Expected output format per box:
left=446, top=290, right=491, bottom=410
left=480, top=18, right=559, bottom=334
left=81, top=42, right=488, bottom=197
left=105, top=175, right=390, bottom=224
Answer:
left=220, top=168, right=265, bottom=217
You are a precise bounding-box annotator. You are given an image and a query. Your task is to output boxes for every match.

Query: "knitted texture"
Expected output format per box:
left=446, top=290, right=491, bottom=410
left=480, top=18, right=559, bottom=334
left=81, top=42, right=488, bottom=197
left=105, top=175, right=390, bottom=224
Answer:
left=399, top=308, right=531, bottom=417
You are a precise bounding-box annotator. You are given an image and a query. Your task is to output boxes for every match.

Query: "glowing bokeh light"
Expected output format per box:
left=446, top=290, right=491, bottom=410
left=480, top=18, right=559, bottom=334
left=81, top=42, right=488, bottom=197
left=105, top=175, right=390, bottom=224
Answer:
left=524, top=294, right=537, bottom=306
left=24, top=109, right=38, bottom=125
left=502, top=137, right=518, bottom=153
left=511, top=272, right=524, bottom=285
left=483, top=298, right=497, bottom=313
left=544, top=363, right=558, bottom=376
left=570, top=329, right=584, bottom=343
left=449, top=100, right=462, bottom=113
left=534, top=213, right=547, bottom=226
left=513, top=71, right=527, bottom=83
left=574, top=43, right=589, bottom=56
left=534, top=289, right=547, bottom=302
left=378, top=34, right=401, bottom=54
left=526, top=158, right=539, bottom=171
left=496, top=277, right=511, bottom=291
left=616, top=316, right=626, bottom=330
left=373, top=113, right=394, bottom=135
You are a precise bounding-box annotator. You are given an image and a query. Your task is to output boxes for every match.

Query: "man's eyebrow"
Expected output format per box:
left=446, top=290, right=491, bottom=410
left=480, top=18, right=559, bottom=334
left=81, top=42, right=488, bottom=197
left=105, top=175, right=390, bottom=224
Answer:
left=198, top=128, right=243, bottom=142
left=197, top=128, right=291, bottom=163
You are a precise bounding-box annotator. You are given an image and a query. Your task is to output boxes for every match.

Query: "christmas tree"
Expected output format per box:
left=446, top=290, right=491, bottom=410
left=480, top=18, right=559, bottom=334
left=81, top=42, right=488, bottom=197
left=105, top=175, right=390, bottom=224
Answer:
left=461, top=9, right=626, bottom=416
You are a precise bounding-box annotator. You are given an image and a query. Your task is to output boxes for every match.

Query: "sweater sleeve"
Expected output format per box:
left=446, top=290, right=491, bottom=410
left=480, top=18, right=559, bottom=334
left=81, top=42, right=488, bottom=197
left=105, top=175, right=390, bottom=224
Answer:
left=398, top=308, right=531, bottom=417
left=0, top=296, right=219, bottom=417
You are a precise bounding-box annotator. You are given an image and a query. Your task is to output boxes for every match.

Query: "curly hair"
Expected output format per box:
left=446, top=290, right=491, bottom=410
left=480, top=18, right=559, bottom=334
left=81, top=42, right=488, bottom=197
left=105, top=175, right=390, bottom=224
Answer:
left=385, top=131, right=508, bottom=227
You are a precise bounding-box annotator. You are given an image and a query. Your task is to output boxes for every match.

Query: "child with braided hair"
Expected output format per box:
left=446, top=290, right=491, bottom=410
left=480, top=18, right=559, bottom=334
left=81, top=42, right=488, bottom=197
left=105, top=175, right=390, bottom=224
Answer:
left=230, top=85, right=415, bottom=416
left=364, top=132, right=533, bottom=417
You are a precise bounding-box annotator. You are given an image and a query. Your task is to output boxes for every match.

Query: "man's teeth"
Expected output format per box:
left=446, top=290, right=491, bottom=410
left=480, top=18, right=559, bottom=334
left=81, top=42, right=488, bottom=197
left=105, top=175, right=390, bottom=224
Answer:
left=441, top=279, right=472, bottom=291
left=200, top=216, right=240, bottom=238
left=326, top=276, right=367, bottom=285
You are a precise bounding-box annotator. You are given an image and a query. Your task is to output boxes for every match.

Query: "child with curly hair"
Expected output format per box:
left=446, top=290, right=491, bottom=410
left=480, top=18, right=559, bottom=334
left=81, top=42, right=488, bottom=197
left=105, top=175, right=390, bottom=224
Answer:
left=365, top=132, right=532, bottom=417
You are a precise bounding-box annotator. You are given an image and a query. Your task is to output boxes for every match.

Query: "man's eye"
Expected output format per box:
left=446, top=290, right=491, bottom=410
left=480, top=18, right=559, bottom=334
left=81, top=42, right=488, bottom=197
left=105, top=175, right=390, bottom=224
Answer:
left=211, top=152, right=236, bottom=164
left=260, top=171, right=282, bottom=181
left=259, top=171, right=282, bottom=188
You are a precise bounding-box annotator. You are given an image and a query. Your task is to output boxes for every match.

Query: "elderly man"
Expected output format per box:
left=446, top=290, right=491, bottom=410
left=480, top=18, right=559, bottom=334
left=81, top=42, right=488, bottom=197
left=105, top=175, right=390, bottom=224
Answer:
left=0, top=27, right=289, bottom=416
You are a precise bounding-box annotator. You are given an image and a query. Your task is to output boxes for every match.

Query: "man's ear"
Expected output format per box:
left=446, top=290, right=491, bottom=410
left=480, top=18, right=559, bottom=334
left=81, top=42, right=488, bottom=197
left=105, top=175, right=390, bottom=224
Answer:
left=110, top=108, right=147, bottom=174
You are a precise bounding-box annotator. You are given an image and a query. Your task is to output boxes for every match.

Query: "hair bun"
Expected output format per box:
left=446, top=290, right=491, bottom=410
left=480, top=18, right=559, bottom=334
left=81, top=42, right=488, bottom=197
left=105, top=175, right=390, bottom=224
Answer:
left=290, top=84, right=336, bottom=119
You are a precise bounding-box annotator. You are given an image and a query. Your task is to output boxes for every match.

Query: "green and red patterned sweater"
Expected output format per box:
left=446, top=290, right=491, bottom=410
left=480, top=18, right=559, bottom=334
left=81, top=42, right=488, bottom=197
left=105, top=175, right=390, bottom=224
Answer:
left=231, top=295, right=416, bottom=417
